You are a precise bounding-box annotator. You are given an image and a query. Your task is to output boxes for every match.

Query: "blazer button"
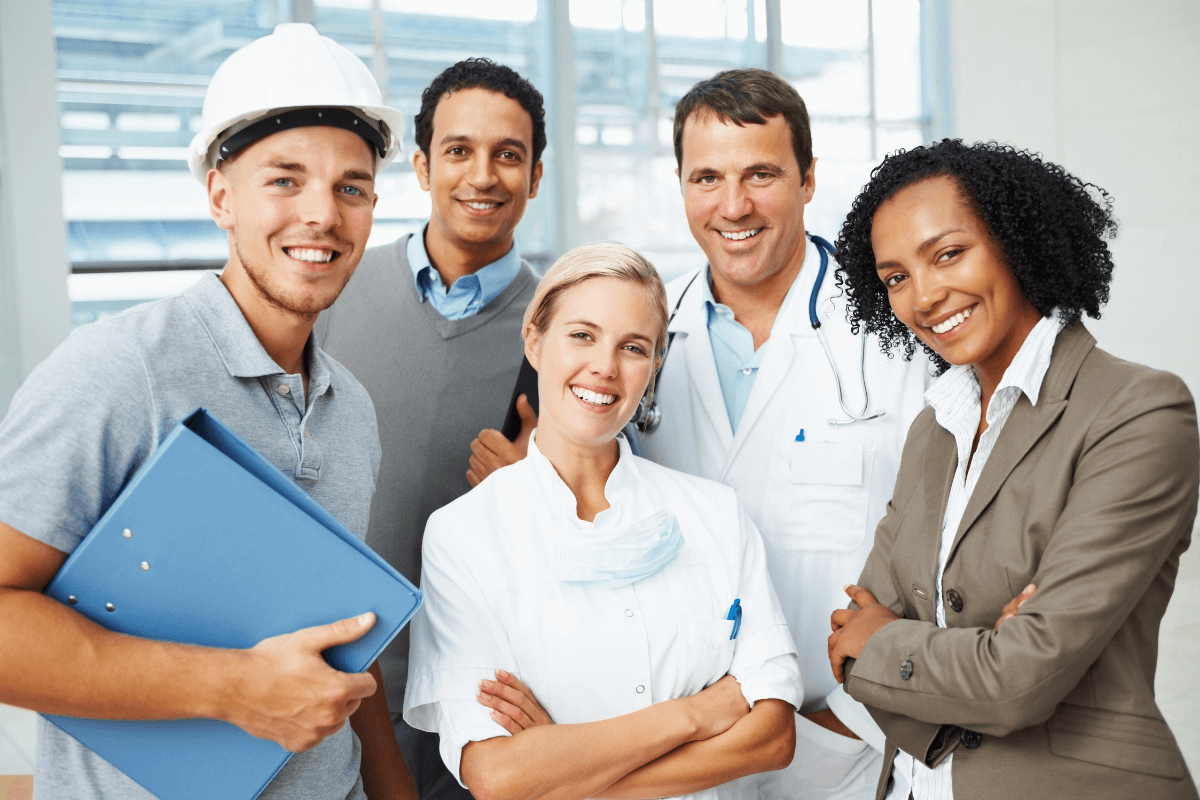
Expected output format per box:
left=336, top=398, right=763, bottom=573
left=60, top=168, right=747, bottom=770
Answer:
left=946, top=588, right=964, bottom=613
left=960, top=728, right=982, bottom=749
left=900, top=659, right=913, bottom=680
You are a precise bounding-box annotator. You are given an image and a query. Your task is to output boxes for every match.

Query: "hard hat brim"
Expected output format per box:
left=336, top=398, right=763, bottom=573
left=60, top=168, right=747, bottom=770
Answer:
left=188, top=103, right=404, bottom=183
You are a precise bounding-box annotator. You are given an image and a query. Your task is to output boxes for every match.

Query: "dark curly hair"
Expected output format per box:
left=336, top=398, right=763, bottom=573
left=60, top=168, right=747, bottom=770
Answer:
left=414, top=57, right=547, bottom=172
left=834, top=139, right=1117, bottom=370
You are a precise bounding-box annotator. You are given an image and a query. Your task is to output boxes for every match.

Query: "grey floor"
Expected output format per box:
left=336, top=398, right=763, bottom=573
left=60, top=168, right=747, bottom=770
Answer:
left=3, top=528, right=1200, bottom=784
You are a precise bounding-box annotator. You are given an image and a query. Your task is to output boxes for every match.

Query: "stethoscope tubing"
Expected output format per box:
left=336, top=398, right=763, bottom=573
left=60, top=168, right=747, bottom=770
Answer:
left=635, top=234, right=884, bottom=431
left=808, top=234, right=886, bottom=426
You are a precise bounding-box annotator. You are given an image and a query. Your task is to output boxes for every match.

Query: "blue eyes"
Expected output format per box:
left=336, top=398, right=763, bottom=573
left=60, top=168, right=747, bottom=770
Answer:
left=568, top=331, right=648, bottom=356
left=267, top=178, right=366, bottom=197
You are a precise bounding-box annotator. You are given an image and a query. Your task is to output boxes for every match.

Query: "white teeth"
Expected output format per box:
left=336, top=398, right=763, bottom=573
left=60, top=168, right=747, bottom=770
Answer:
left=932, top=306, right=973, bottom=334
left=571, top=386, right=616, bottom=406
left=465, top=201, right=499, bottom=210
left=720, top=228, right=762, bottom=241
left=286, top=248, right=334, bottom=263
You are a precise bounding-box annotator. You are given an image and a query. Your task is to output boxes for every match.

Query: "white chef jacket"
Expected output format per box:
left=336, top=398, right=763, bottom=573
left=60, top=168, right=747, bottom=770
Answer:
left=641, top=238, right=931, bottom=799
left=404, top=433, right=802, bottom=798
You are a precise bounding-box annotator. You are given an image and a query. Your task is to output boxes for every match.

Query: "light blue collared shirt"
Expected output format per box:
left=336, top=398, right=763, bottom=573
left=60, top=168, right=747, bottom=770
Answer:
left=703, top=265, right=805, bottom=431
left=407, top=228, right=522, bottom=321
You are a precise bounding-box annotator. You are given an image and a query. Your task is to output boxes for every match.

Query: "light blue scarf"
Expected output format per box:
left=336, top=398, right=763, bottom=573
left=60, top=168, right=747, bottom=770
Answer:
left=555, top=510, right=685, bottom=589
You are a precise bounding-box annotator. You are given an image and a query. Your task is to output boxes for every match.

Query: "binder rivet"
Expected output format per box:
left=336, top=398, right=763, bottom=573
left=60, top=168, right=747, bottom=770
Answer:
left=122, top=529, right=133, bottom=538
left=67, top=596, right=77, bottom=605
left=105, top=603, right=115, bottom=612
left=141, top=562, right=151, bottom=571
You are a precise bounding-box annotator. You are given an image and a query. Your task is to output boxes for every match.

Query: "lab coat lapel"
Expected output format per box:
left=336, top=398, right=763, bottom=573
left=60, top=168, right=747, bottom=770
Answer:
left=671, top=274, right=734, bottom=454
left=945, top=322, right=1095, bottom=565
left=721, top=308, right=799, bottom=474
left=722, top=242, right=817, bottom=474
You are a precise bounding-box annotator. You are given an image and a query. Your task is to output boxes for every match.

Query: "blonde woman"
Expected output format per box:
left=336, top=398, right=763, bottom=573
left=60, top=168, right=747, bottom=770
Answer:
left=404, top=243, right=801, bottom=800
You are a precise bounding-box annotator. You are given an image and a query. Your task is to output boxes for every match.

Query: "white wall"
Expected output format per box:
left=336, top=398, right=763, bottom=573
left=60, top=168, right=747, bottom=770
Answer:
left=948, top=0, right=1200, bottom=397
left=0, top=0, right=72, bottom=415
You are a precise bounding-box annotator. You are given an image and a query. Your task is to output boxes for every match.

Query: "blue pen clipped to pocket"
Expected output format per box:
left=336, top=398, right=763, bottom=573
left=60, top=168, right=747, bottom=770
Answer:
left=727, top=598, right=742, bottom=640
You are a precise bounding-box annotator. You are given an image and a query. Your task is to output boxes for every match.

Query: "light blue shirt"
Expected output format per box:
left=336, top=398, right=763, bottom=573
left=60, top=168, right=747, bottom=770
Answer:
left=703, top=266, right=805, bottom=431
left=407, top=228, right=522, bottom=321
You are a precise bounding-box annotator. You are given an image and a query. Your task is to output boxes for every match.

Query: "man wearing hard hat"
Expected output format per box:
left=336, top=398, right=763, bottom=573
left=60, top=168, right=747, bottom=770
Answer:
left=0, top=24, right=415, bottom=800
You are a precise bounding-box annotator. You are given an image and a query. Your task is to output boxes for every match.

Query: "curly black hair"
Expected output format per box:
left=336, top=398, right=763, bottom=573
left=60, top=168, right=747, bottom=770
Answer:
left=414, top=57, right=547, bottom=172
left=834, top=139, right=1118, bottom=370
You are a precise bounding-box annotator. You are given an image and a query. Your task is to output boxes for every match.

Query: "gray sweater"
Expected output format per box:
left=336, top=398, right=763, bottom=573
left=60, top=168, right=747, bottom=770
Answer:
left=315, top=234, right=538, bottom=708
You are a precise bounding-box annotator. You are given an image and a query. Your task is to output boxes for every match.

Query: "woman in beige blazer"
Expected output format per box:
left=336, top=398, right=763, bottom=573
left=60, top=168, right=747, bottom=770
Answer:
left=826, top=139, right=1199, bottom=800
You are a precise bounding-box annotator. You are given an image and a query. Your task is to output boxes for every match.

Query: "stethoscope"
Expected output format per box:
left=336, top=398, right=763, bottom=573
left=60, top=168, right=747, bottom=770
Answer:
left=632, top=233, right=885, bottom=433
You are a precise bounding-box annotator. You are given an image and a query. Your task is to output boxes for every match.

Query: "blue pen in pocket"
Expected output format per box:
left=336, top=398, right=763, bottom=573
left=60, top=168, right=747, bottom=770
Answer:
left=726, top=598, right=742, bottom=640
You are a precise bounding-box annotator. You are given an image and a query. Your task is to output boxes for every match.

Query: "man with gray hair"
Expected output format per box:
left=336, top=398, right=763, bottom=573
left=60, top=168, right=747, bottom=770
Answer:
left=639, top=68, right=931, bottom=800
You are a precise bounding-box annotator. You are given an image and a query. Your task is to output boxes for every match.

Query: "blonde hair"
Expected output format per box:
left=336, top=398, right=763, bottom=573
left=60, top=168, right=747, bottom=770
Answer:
left=523, top=242, right=669, bottom=386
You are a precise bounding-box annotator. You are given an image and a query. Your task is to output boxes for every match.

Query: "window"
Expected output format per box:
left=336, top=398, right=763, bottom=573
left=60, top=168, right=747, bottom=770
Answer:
left=54, top=0, right=924, bottom=324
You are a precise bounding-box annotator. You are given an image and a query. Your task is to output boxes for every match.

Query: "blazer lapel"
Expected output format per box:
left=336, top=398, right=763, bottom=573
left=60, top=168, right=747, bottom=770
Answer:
left=947, top=321, right=1096, bottom=561
left=923, top=423, right=958, bottom=602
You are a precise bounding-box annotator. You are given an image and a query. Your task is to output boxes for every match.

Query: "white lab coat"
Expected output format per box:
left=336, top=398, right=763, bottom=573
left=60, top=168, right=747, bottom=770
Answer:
left=641, top=238, right=930, bottom=800
left=404, top=433, right=802, bottom=800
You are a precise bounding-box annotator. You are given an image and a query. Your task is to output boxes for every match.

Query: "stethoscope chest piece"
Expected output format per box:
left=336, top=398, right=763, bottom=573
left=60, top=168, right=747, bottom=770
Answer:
left=633, top=396, right=662, bottom=434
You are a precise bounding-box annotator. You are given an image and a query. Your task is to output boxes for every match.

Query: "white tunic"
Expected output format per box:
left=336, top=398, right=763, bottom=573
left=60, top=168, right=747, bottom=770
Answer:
left=404, top=434, right=802, bottom=799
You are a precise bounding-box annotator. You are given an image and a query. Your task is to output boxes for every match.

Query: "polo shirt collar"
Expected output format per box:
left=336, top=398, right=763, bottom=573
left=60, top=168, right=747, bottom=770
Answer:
left=184, top=272, right=337, bottom=392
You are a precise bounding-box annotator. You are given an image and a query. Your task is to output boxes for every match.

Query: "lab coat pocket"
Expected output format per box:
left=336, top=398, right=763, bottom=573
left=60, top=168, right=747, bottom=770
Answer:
left=677, top=618, right=736, bottom=691
left=764, top=439, right=875, bottom=554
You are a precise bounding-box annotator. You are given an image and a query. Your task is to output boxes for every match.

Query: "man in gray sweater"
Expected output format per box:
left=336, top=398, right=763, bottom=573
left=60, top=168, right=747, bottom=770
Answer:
left=315, top=58, right=544, bottom=800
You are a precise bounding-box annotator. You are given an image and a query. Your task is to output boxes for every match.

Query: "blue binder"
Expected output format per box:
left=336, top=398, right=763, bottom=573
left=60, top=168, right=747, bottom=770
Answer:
left=42, top=408, right=423, bottom=800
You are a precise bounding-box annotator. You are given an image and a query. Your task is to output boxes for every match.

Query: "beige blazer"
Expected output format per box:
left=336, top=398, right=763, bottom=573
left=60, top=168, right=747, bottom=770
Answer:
left=844, top=322, right=1199, bottom=799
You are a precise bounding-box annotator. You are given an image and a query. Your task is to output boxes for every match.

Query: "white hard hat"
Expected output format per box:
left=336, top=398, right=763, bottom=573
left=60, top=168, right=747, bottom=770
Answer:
left=188, top=23, right=404, bottom=183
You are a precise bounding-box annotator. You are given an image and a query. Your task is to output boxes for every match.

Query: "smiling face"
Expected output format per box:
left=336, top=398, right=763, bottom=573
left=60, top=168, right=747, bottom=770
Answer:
left=525, top=277, right=660, bottom=456
left=208, top=125, right=377, bottom=318
left=414, top=87, right=543, bottom=268
left=871, top=175, right=1043, bottom=384
left=678, top=110, right=816, bottom=298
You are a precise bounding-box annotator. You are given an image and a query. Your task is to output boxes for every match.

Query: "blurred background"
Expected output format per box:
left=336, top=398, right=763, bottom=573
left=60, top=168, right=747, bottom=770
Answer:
left=16, top=0, right=931, bottom=327
left=0, top=0, right=1197, bottom=788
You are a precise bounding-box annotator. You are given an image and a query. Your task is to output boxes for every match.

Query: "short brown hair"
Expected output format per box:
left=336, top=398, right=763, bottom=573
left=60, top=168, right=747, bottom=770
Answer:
left=673, top=68, right=812, bottom=178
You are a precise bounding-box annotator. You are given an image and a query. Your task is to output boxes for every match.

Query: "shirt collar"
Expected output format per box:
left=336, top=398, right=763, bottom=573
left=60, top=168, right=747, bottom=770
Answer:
left=183, top=272, right=337, bottom=392
left=925, top=309, right=1066, bottom=417
left=407, top=227, right=521, bottom=305
left=993, top=310, right=1064, bottom=407
left=700, top=235, right=814, bottom=332
left=526, top=430, right=642, bottom=524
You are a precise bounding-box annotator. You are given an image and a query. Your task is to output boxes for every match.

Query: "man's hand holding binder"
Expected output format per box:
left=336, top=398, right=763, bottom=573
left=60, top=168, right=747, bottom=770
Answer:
left=231, top=611, right=380, bottom=752
left=0, top=409, right=424, bottom=800
left=1, top=519, right=376, bottom=752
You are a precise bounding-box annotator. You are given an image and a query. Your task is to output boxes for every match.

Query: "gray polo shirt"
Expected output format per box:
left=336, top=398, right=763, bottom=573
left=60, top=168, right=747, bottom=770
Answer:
left=0, top=273, right=380, bottom=800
